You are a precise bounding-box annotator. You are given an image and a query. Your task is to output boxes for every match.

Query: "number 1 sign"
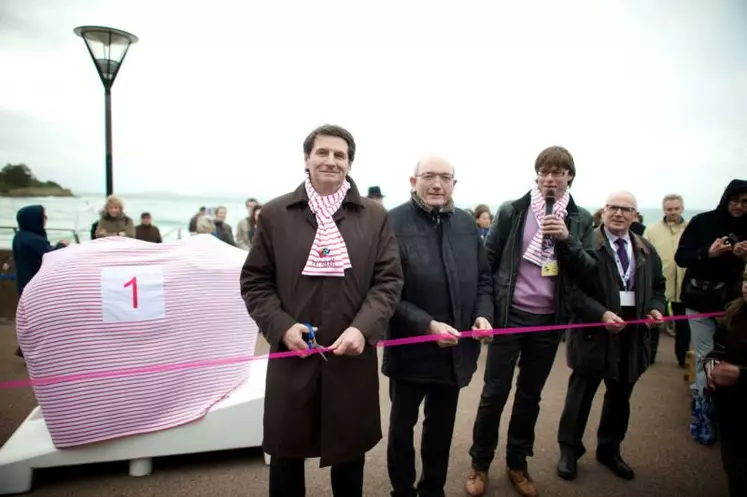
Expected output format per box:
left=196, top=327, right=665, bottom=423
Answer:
left=101, top=265, right=166, bottom=323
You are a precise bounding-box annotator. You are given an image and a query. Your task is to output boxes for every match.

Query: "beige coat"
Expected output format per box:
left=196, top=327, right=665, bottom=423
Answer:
left=644, top=218, right=689, bottom=302
left=96, top=213, right=135, bottom=238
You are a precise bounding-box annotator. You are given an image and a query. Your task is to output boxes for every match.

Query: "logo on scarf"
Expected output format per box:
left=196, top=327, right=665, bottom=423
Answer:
left=318, top=248, right=331, bottom=258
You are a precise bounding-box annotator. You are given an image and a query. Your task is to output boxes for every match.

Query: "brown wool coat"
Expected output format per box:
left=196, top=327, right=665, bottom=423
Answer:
left=239, top=178, right=403, bottom=467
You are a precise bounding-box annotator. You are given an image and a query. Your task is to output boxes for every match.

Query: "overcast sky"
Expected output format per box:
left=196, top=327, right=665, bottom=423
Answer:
left=1, top=0, right=745, bottom=209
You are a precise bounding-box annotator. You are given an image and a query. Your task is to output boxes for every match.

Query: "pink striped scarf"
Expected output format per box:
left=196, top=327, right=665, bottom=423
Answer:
left=302, top=176, right=352, bottom=277
left=523, top=186, right=570, bottom=266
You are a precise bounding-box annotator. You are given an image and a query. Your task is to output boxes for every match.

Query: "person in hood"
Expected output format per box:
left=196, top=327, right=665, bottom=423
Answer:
left=11, top=205, right=69, bottom=356
left=675, top=178, right=747, bottom=445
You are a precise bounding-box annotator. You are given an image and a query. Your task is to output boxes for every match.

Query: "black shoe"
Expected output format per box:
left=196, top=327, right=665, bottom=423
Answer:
left=596, top=453, right=634, bottom=480
left=556, top=453, right=577, bottom=480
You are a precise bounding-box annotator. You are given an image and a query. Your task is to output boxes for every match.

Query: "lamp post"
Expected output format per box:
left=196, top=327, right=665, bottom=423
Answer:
left=74, top=26, right=138, bottom=197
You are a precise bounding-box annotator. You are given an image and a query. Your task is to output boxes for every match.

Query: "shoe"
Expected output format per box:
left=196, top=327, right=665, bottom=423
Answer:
left=556, top=453, right=577, bottom=480
left=506, top=468, right=539, bottom=497
left=596, top=453, right=634, bottom=480
left=465, top=468, right=488, bottom=496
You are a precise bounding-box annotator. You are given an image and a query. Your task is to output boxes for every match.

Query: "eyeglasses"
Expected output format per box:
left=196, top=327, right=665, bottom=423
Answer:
left=606, top=204, right=637, bottom=214
left=729, top=197, right=747, bottom=207
left=537, top=169, right=567, bottom=178
left=416, top=173, right=454, bottom=183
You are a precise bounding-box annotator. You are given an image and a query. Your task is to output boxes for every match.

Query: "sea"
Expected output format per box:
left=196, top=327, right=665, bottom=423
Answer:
left=0, top=193, right=703, bottom=249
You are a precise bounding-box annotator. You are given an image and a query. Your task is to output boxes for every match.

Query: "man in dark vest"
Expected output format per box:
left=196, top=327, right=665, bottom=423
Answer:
left=556, top=190, right=666, bottom=481
left=383, top=156, right=493, bottom=497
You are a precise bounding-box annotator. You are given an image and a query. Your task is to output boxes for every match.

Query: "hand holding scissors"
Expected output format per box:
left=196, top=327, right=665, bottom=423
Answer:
left=302, top=323, right=328, bottom=361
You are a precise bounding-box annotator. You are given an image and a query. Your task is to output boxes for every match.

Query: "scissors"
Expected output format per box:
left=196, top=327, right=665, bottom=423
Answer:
left=303, top=323, right=328, bottom=361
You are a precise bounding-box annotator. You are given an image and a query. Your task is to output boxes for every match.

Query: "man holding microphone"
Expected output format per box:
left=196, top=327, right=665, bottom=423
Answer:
left=466, top=146, right=596, bottom=497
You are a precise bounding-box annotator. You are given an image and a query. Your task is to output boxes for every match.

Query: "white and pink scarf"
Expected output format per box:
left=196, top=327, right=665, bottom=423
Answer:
left=523, top=186, right=570, bottom=266
left=302, top=176, right=352, bottom=277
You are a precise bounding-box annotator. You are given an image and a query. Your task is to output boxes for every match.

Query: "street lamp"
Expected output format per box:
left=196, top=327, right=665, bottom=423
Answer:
left=74, top=26, right=138, bottom=197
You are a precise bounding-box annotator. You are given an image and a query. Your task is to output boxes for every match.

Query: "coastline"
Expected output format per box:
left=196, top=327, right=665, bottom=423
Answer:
left=0, top=187, right=74, bottom=198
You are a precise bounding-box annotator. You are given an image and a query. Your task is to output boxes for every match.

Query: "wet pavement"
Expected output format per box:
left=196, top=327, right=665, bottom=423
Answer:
left=0, top=321, right=727, bottom=496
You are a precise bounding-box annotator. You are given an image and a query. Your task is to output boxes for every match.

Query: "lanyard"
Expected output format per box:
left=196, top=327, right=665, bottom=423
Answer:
left=605, top=230, right=633, bottom=290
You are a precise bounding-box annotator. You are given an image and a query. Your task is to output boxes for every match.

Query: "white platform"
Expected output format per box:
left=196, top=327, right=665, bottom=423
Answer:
left=0, top=360, right=269, bottom=495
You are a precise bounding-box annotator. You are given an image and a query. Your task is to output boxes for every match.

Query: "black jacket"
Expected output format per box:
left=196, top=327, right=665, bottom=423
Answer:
left=569, top=228, right=667, bottom=382
left=675, top=179, right=747, bottom=312
left=382, top=200, right=493, bottom=388
left=485, top=192, right=596, bottom=327
left=706, top=302, right=747, bottom=409
left=12, top=205, right=66, bottom=295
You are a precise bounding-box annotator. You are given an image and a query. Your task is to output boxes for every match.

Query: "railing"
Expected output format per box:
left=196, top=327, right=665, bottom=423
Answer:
left=0, top=226, right=183, bottom=245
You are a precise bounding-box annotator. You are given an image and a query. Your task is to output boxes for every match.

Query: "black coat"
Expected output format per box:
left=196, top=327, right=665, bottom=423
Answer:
left=382, top=200, right=493, bottom=388
left=675, top=179, right=747, bottom=313
left=485, top=192, right=596, bottom=327
left=568, top=227, right=667, bottom=383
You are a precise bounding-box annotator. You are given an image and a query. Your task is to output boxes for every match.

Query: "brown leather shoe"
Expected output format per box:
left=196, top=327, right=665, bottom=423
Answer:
left=507, top=468, right=539, bottom=497
left=465, top=468, right=488, bottom=496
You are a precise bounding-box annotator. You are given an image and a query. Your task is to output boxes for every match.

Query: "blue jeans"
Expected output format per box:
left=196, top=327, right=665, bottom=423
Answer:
left=687, top=308, right=716, bottom=394
left=687, top=308, right=718, bottom=444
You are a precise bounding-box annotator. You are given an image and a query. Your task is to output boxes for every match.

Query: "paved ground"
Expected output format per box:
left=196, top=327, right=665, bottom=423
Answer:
left=0, top=321, right=728, bottom=496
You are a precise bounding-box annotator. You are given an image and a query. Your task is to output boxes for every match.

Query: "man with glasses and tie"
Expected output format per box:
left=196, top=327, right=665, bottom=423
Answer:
left=556, top=191, right=666, bottom=482
left=466, top=146, right=596, bottom=497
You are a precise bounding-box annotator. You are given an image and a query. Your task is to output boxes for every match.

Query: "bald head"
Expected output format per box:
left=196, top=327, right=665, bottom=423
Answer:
left=605, top=191, right=638, bottom=210
left=414, top=156, right=455, bottom=177
left=603, top=191, right=638, bottom=235
left=411, top=155, right=457, bottom=208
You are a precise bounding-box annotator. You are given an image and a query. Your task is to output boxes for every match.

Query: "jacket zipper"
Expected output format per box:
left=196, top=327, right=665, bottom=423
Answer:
left=504, top=212, right=524, bottom=327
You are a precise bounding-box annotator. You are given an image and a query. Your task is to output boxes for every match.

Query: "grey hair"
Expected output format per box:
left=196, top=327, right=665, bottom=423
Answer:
left=662, top=193, right=684, bottom=207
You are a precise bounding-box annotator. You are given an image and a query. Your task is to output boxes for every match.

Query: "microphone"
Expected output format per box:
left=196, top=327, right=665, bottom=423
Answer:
left=545, top=189, right=556, bottom=216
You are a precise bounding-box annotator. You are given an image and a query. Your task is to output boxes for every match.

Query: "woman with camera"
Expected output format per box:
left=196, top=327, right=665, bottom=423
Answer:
left=675, top=179, right=747, bottom=444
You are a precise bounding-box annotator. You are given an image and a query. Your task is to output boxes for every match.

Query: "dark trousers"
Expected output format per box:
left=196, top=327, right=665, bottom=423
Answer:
left=269, top=455, right=365, bottom=497
left=650, top=324, right=660, bottom=363
left=387, top=379, right=460, bottom=497
left=557, top=370, right=637, bottom=459
left=671, top=301, right=691, bottom=366
left=716, top=397, right=747, bottom=497
left=470, top=308, right=560, bottom=472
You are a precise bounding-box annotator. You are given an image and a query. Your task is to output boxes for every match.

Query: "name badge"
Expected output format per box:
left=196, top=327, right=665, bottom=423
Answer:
left=619, top=291, right=635, bottom=307
left=541, top=260, right=559, bottom=277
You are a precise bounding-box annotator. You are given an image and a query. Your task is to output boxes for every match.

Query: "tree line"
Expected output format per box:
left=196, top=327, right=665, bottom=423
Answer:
left=0, top=164, right=63, bottom=193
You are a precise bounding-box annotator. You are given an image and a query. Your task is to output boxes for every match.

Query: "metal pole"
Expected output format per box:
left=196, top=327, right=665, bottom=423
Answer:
left=105, top=87, right=113, bottom=197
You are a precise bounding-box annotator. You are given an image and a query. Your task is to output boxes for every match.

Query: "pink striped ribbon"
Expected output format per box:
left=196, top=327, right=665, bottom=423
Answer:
left=0, top=312, right=722, bottom=390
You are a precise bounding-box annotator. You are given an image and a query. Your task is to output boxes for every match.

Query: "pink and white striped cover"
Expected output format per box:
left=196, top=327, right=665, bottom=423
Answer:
left=15, top=234, right=258, bottom=448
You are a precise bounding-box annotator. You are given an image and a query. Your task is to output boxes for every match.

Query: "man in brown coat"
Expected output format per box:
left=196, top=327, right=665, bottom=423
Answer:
left=240, top=124, right=404, bottom=497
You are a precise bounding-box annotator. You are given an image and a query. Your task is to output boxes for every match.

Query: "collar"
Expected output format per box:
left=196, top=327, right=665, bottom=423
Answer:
left=661, top=215, right=685, bottom=225
left=595, top=226, right=650, bottom=254
left=604, top=226, right=631, bottom=245
left=512, top=190, right=580, bottom=217
left=410, top=191, right=455, bottom=216
left=285, top=175, right=364, bottom=208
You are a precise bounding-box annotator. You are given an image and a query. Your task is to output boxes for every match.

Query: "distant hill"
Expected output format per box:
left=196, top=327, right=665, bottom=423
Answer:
left=0, top=163, right=74, bottom=197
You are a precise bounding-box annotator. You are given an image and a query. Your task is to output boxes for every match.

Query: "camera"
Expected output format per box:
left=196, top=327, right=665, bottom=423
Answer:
left=725, top=233, right=740, bottom=245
